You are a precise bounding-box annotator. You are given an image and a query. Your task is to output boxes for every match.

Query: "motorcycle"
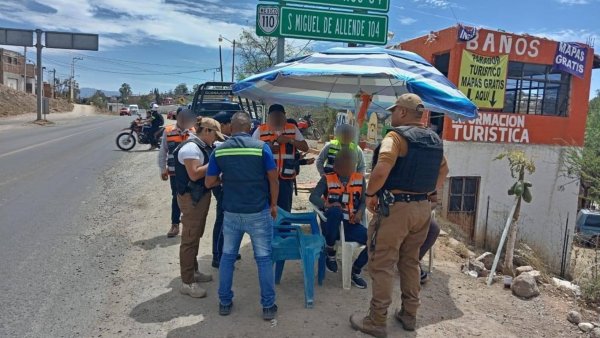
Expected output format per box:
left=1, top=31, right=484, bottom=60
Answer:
left=297, top=114, right=322, bottom=140
left=115, top=113, right=164, bottom=151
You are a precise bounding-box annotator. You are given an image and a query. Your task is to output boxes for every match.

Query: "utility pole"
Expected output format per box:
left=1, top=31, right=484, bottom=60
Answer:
left=23, top=46, right=27, bottom=92
left=231, top=40, right=236, bottom=82
left=0, top=48, right=4, bottom=87
left=49, top=68, right=56, bottom=98
left=35, top=29, right=43, bottom=120
left=70, top=57, right=82, bottom=102
left=219, top=45, right=224, bottom=82
left=276, top=37, right=285, bottom=63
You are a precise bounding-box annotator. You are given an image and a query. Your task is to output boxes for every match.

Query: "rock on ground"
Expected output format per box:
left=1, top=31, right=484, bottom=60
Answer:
left=590, top=327, right=600, bottom=338
left=511, top=273, right=540, bottom=299
left=523, top=270, right=542, bottom=283
left=578, top=322, right=594, bottom=332
left=516, top=266, right=534, bottom=275
left=475, top=252, right=495, bottom=270
left=468, top=259, right=486, bottom=275
left=567, top=310, right=582, bottom=324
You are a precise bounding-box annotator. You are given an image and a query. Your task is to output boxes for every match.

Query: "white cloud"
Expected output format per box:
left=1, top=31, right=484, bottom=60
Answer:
left=0, top=0, right=252, bottom=51
left=531, top=29, right=599, bottom=44
left=556, top=0, right=589, bottom=4
left=399, top=17, right=417, bottom=25
left=412, top=0, right=452, bottom=8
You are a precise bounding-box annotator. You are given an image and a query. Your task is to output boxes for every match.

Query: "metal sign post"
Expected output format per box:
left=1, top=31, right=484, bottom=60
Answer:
left=1, top=27, right=98, bottom=120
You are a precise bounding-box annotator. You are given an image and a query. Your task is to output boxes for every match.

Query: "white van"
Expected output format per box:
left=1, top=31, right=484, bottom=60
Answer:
left=128, top=104, right=139, bottom=114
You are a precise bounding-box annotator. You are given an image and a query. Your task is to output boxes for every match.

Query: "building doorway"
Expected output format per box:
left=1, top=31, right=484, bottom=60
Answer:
left=447, top=176, right=480, bottom=240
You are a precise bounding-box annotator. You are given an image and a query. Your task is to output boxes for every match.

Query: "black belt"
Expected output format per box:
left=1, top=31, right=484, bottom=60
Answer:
left=393, top=193, right=428, bottom=203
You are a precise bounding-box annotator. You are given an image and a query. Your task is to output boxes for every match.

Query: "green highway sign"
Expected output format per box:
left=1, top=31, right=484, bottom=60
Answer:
left=283, top=0, right=390, bottom=12
left=281, top=6, right=388, bottom=45
left=257, top=5, right=388, bottom=45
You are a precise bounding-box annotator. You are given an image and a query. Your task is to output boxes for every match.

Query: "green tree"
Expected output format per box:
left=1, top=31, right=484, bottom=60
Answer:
left=119, top=83, right=132, bottom=104
left=192, top=84, right=199, bottom=94
left=89, top=90, right=107, bottom=109
left=235, top=29, right=310, bottom=80
left=174, top=83, right=188, bottom=96
left=565, top=91, right=600, bottom=208
left=495, top=151, right=536, bottom=275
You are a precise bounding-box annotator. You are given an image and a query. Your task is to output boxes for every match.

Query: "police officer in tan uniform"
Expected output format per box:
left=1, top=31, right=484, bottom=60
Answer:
left=350, top=94, right=449, bottom=337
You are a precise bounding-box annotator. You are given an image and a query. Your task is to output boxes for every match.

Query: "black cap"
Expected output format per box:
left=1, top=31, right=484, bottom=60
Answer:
left=213, top=111, right=234, bottom=124
left=268, top=104, right=286, bottom=114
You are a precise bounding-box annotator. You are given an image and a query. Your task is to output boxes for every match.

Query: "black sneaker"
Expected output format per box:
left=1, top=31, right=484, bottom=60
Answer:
left=351, top=273, right=367, bottom=289
left=326, top=256, right=338, bottom=273
left=263, top=304, right=278, bottom=320
left=420, top=267, right=430, bottom=285
left=219, top=302, right=233, bottom=316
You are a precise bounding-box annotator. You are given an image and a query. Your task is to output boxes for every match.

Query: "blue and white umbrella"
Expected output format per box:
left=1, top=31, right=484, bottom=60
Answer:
left=233, top=47, right=478, bottom=120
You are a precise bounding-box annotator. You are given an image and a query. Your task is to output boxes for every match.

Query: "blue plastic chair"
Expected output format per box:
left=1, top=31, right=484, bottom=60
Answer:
left=272, top=208, right=326, bottom=308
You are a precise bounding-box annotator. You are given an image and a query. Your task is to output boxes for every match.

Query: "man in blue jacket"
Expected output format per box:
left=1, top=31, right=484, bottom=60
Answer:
left=205, top=112, right=280, bottom=321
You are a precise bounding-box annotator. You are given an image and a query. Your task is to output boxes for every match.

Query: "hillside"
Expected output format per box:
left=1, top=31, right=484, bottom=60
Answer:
left=0, top=84, right=73, bottom=117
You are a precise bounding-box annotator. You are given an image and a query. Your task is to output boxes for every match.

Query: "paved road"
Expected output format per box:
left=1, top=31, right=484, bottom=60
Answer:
left=0, top=114, right=144, bottom=337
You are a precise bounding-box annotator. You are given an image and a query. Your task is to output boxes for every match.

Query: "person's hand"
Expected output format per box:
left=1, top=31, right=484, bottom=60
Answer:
left=351, top=209, right=364, bottom=224
left=276, top=135, right=291, bottom=144
left=366, top=196, right=379, bottom=214
left=305, top=157, right=315, bottom=165
left=428, top=192, right=438, bottom=204
left=270, top=205, right=278, bottom=219
left=161, top=169, right=169, bottom=181
left=269, top=143, right=280, bottom=153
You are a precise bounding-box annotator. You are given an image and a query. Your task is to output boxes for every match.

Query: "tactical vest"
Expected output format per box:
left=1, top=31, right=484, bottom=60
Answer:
left=258, top=123, right=297, bottom=180
left=324, top=139, right=358, bottom=174
left=373, top=126, right=443, bottom=193
left=165, top=125, right=193, bottom=176
left=215, top=134, right=270, bottom=214
left=325, top=172, right=364, bottom=221
left=173, top=138, right=212, bottom=196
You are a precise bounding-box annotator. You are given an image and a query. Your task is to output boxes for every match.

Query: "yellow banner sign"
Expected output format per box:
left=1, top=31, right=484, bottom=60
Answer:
left=458, top=50, right=508, bottom=110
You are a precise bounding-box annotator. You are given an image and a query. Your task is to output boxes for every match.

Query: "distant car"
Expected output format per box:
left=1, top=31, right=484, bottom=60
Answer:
left=167, top=109, right=178, bottom=120
left=119, top=107, right=131, bottom=116
left=575, top=209, right=600, bottom=246
left=128, top=104, right=139, bottom=114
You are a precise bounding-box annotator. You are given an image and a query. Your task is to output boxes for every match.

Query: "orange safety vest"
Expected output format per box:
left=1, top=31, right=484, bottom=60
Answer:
left=258, top=123, right=297, bottom=180
left=325, top=172, right=364, bottom=221
left=165, top=125, right=194, bottom=176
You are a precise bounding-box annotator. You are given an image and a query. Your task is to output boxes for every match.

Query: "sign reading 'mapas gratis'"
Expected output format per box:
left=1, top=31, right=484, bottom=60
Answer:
left=553, top=42, right=587, bottom=79
left=458, top=50, right=508, bottom=110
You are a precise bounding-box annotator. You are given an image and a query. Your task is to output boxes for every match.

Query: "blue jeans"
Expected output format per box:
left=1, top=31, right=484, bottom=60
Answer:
left=169, top=176, right=181, bottom=225
left=322, top=207, right=368, bottom=273
left=211, top=187, right=224, bottom=262
left=218, top=209, right=275, bottom=308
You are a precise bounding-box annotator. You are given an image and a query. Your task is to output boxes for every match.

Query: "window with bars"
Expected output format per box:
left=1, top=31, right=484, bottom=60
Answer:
left=503, top=62, right=571, bottom=116
left=448, top=177, right=479, bottom=212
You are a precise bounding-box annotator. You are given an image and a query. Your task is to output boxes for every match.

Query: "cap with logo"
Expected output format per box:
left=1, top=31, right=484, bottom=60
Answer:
left=268, top=104, right=286, bottom=114
left=197, top=117, right=226, bottom=141
left=386, top=93, right=425, bottom=112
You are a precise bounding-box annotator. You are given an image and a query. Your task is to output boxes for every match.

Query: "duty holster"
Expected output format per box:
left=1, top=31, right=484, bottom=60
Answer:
left=187, top=181, right=208, bottom=206
left=369, top=190, right=394, bottom=252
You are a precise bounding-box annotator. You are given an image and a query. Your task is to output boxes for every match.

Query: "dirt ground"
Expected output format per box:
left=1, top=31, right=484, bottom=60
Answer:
left=75, top=140, right=590, bottom=338
left=0, top=84, right=73, bottom=117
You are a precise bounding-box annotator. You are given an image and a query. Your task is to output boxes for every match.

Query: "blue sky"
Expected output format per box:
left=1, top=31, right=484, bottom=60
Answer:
left=0, top=0, right=599, bottom=98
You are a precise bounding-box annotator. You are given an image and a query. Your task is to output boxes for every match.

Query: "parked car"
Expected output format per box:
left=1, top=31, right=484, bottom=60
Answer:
left=128, top=104, right=139, bottom=114
left=119, top=107, right=131, bottom=116
left=575, top=209, right=600, bottom=246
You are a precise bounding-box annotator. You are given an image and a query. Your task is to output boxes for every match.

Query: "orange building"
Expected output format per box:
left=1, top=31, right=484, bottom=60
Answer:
left=397, top=26, right=599, bottom=273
